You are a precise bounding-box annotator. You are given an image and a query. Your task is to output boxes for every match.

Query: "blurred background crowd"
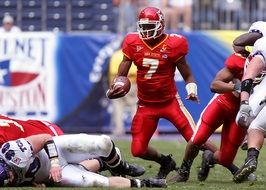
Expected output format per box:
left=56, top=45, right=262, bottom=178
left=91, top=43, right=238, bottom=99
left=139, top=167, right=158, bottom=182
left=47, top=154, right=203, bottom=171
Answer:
left=0, top=0, right=265, bottom=33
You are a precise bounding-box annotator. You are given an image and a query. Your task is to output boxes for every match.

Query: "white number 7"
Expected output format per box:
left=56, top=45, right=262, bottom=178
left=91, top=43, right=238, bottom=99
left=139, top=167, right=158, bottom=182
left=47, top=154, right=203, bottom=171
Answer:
left=143, top=58, right=159, bottom=79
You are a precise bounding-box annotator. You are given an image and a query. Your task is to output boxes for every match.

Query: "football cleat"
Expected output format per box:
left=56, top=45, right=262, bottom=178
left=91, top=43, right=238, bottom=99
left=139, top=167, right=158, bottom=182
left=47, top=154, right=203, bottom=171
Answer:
left=141, top=178, right=167, bottom=188
left=109, top=160, right=145, bottom=177
left=169, top=167, right=189, bottom=182
left=155, top=154, right=176, bottom=179
left=233, top=156, right=257, bottom=183
left=198, top=150, right=215, bottom=181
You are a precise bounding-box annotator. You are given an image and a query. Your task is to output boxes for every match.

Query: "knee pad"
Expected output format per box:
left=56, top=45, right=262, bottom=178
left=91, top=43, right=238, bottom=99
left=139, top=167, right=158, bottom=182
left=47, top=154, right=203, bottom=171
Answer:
left=97, top=135, right=113, bottom=157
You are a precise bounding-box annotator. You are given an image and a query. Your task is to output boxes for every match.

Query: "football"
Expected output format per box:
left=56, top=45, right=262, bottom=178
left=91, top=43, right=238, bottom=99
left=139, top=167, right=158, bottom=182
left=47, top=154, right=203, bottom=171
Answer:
left=106, top=76, right=131, bottom=99
left=113, top=76, right=131, bottom=93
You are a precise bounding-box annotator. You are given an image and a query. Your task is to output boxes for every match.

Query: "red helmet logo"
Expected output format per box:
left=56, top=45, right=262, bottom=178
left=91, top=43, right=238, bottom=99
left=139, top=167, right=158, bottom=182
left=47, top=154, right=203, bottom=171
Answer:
left=137, top=7, right=165, bottom=40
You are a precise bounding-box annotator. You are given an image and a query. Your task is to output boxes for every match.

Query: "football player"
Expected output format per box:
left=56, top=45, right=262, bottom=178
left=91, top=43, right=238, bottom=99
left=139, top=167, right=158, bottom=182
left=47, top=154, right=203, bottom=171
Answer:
left=0, top=114, right=64, bottom=146
left=171, top=43, right=255, bottom=182
left=0, top=133, right=165, bottom=188
left=233, top=21, right=266, bottom=183
left=0, top=114, right=144, bottom=179
left=107, top=6, right=217, bottom=179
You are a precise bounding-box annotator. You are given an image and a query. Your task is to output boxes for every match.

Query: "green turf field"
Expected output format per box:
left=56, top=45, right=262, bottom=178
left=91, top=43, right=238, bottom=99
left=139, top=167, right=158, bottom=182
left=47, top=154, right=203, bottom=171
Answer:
left=3, top=138, right=266, bottom=189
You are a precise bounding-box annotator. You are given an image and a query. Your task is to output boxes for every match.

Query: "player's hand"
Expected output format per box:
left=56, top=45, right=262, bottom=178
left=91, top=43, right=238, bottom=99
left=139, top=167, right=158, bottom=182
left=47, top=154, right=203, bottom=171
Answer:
left=236, top=101, right=255, bottom=128
left=106, top=84, right=127, bottom=99
left=232, top=78, right=241, bottom=93
left=232, top=79, right=241, bottom=98
left=50, top=165, right=62, bottom=182
left=186, top=93, right=200, bottom=103
left=49, top=158, right=62, bottom=183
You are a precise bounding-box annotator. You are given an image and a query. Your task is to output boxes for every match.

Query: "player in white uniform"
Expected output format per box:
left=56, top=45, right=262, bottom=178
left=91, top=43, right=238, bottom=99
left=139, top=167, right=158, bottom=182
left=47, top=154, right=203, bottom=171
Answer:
left=234, top=21, right=266, bottom=151
left=0, top=134, right=166, bottom=188
left=232, top=21, right=266, bottom=183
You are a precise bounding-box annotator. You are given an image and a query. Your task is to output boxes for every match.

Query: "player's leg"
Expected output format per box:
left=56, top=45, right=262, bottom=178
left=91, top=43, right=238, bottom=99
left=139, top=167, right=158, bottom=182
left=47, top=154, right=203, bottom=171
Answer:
left=60, top=164, right=166, bottom=188
left=60, top=164, right=109, bottom=187
left=218, top=122, right=246, bottom=171
left=171, top=98, right=223, bottom=182
left=197, top=121, right=245, bottom=182
left=131, top=104, right=176, bottom=179
left=101, top=144, right=145, bottom=177
left=54, top=134, right=145, bottom=177
left=233, top=107, right=266, bottom=183
left=109, top=177, right=166, bottom=188
left=79, top=158, right=102, bottom=173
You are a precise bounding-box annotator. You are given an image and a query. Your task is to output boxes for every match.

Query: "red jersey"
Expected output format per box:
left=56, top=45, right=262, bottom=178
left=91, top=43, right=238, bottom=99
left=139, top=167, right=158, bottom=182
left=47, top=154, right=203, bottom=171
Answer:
left=0, top=115, right=64, bottom=146
left=122, top=33, right=188, bottom=103
left=216, top=53, right=245, bottom=111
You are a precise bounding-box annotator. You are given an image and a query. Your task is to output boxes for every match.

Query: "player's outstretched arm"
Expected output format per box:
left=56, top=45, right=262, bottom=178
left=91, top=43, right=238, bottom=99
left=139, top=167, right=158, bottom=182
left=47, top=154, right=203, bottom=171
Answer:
left=25, top=134, right=62, bottom=182
left=210, top=67, right=236, bottom=94
left=176, top=56, right=199, bottom=103
left=107, top=55, right=132, bottom=99
left=25, top=134, right=53, bottom=154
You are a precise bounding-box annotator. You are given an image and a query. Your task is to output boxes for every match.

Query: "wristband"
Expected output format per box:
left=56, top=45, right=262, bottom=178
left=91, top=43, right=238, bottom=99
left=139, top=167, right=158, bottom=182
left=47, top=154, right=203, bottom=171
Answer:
left=241, top=79, right=253, bottom=94
left=44, top=140, right=58, bottom=159
left=50, top=158, right=60, bottom=167
left=185, top=83, right=197, bottom=95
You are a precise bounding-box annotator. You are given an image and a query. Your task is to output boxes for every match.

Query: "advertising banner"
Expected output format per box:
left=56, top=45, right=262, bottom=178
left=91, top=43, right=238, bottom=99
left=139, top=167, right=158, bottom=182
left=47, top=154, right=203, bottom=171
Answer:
left=0, top=32, right=57, bottom=121
left=0, top=31, right=245, bottom=133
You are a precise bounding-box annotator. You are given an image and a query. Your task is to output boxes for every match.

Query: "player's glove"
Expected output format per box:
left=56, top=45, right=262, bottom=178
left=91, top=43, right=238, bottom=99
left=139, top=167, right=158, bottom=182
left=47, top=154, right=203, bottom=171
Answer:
left=233, top=79, right=241, bottom=93
left=236, top=100, right=255, bottom=128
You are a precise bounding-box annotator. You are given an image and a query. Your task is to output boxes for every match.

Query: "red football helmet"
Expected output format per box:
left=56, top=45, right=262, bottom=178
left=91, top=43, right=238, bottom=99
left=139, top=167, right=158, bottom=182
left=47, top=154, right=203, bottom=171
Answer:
left=137, top=7, right=165, bottom=40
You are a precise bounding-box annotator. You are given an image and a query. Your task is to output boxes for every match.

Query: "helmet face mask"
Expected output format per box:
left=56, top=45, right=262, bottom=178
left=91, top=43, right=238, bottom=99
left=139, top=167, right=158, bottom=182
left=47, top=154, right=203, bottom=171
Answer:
left=137, top=7, right=165, bottom=40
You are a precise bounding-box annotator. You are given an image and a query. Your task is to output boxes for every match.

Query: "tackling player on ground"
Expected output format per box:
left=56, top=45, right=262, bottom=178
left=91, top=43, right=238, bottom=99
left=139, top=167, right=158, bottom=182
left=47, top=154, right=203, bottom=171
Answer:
left=0, top=133, right=165, bottom=188
left=0, top=114, right=64, bottom=146
left=0, top=114, right=145, bottom=184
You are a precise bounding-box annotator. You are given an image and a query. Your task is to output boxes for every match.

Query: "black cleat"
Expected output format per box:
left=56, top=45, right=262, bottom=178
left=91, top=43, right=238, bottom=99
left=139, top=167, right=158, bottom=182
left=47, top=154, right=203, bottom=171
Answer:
left=233, top=156, right=257, bottom=183
left=109, top=160, right=145, bottom=177
left=141, top=178, right=167, bottom=188
left=156, top=154, right=176, bottom=179
left=198, top=150, right=214, bottom=181
left=169, top=167, right=189, bottom=182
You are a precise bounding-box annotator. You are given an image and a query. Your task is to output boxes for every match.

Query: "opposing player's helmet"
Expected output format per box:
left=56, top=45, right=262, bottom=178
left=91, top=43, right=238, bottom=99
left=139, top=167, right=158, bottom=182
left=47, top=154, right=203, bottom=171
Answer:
left=249, top=21, right=266, bottom=37
left=137, top=7, right=165, bottom=40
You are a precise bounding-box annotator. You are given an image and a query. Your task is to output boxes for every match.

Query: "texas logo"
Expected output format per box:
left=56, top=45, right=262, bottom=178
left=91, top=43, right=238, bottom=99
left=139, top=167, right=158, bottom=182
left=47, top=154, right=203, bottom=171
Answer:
left=0, top=33, right=57, bottom=120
